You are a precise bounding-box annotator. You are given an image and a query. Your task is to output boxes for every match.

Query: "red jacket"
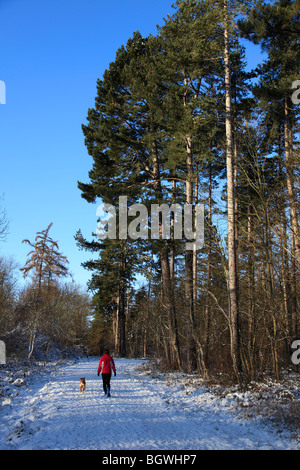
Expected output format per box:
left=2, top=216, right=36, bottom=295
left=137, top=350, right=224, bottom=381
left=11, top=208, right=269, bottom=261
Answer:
left=98, top=354, right=116, bottom=375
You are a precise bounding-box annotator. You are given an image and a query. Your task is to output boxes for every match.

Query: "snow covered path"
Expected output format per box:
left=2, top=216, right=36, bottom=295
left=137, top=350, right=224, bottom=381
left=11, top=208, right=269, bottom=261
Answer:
left=0, top=358, right=299, bottom=450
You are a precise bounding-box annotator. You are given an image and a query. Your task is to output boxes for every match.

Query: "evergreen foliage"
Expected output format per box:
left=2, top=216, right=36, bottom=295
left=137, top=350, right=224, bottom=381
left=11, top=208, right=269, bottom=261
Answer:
left=77, top=0, right=300, bottom=383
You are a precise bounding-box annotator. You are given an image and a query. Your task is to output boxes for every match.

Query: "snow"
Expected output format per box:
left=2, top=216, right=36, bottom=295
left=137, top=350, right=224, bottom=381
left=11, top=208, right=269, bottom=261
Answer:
left=0, top=357, right=299, bottom=450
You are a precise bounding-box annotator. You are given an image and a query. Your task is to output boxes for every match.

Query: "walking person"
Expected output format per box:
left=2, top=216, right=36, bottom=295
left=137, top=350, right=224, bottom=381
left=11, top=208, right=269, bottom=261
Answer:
left=97, top=349, right=116, bottom=397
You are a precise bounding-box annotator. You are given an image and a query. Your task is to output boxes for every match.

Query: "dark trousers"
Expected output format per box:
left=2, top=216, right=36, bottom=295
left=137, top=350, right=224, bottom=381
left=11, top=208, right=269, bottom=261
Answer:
left=102, top=373, right=111, bottom=393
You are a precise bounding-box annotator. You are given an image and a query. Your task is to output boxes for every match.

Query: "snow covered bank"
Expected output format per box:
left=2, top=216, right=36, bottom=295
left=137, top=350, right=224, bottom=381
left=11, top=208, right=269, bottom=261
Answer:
left=0, top=357, right=299, bottom=450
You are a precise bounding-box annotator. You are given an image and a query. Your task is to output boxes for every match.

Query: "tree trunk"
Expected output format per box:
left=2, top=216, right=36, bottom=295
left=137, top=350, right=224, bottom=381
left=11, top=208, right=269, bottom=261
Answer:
left=152, top=138, right=181, bottom=370
left=144, top=256, right=153, bottom=357
left=160, top=248, right=181, bottom=369
left=114, top=251, right=126, bottom=357
left=223, top=0, right=241, bottom=381
left=204, top=161, right=212, bottom=370
left=285, top=96, right=300, bottom=267
left=170, top=176, right=176, bottom=286
left=284, top=96, right=299, bottom=344
left=185, top=134, right=197, bottom=372
left=115, top=285, right=126, bottom=357
left=290, top=232, right=298, bottom=339
left=247, top=202, right=255, bottom=378
left=193, top=163, right=198, bottom=309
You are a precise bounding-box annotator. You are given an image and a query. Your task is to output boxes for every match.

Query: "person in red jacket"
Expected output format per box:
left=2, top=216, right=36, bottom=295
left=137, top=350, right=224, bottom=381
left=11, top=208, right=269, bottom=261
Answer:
left=97, top=349, right=116, bottom=397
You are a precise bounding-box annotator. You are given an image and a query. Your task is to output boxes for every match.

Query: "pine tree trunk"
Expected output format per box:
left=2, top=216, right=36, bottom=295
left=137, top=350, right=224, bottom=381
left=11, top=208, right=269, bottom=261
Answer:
left=204, top=161, right=212, bottom=370
left=193, top=164, right=198, bottom=310
left=160, top=248, right=181, bottom=369
left=119, top=284, right=126, bottom=357
left=284, top=96, right=300, bottom=269
left=284, top=96, right=299, bottom=344
left=185, top=135, right=197, bottom=372
left=115, top=285, right=126, bottom=357
left=114, top=251, right=126, bottom=357
left=114, top=295, right=120, bottom=354
left=291, top=232, right=298, bottom=339
left=152, top=139, right=181, bottom=370
left=223, top=0, right=241, bottom=381
left=170, top=176, right=176, bottom=285
left=247, top=202, right=255, bottom=378
left=144, top=256, right=153, bottom=357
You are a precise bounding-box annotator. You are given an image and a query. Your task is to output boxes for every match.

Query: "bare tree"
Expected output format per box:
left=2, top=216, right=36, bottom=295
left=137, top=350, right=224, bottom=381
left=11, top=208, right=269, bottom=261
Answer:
left=21, top=222, right=69, bottom=289
left=0, top=195, right=9, bottom=243
left=20, top=223, right=69, bottom=358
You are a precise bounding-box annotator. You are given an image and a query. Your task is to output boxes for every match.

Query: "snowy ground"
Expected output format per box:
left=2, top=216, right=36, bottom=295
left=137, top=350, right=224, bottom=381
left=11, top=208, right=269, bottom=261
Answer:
left=0, top=357, right=299, bottom=450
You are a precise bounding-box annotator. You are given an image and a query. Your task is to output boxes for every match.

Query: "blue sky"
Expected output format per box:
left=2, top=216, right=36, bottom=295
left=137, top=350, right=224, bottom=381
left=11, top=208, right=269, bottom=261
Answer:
left=0, top=0, right=262, bottom=291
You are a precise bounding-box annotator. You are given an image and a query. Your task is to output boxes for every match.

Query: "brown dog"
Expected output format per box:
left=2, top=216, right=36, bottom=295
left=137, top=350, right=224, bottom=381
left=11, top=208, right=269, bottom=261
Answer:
left=79, top=378, right=86, bottom=393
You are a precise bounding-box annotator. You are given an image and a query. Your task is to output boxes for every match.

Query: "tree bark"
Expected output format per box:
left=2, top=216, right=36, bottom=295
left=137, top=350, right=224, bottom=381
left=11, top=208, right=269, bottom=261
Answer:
left=223, top=0, right=241, bottom=381
left=284, top=96, right=299, bottom=346
left=247, top=202, right=255, bottom=378
left=285, top=96, right=300, bottom=267
left=185, top=134, right=197, bottom=372
left=152, top=138, right=181, bottom=370
left=114, top=251, right=126, bottom=357
left=203, top=161, right=212, bottom=369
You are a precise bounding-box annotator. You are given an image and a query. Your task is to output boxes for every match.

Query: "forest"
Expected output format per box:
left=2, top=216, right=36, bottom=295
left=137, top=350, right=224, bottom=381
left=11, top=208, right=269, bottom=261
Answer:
left=0, top=0, right=299, bottom=386
left=75, top=0, right=300, bottom=384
